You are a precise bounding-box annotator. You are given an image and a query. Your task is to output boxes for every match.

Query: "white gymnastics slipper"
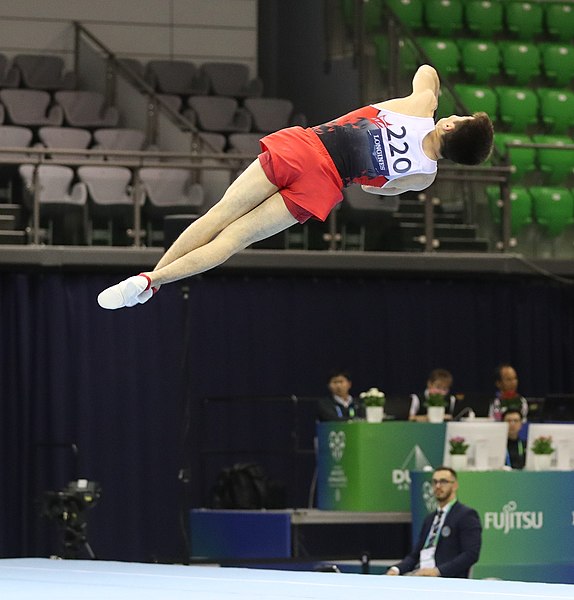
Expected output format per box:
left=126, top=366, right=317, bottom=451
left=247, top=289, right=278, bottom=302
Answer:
left=97, top=275, right=151, bottom=310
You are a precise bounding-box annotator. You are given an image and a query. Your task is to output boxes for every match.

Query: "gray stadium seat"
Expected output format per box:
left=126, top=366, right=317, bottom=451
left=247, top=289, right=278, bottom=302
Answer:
left=0, top=125, right=34, bottom=161
left=244, top=98, right=307, bottom=133
left=0, top=53, right=20, bottom=88
left=55, top=91, right=119, bottom=128
left=14, top=54, right=76, bottom=91
left=201, top=62, right=263, bottom=98
left=0, top=89, right=64, bottom=127
left=38, top=126, right=92, bottom=160
left=93, top=128, right=146, bottom=151
left=146, top=60, right=209, bottom=96
left=187, top=96, right=251, bottom=133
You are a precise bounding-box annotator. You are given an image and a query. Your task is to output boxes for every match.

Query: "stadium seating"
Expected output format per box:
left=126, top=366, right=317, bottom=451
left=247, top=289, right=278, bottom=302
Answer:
left=454, top=84, right=498, bottom=119
left=537, top=88, right=574, bottom=134
left=533, top=134, right=574, bottom=185
left=38, top=126, right=92, bottom=160
left=493, top=133, right=536, bottom=182
left=499, top=41, right=541, bottom=85
left=0, top=53, right=20, bottom=88
left=544, top=2, right=574, bottom=42
left=0, top=89, right=63, bottom=127
left=244, top=98, right=307, bottom=133
left=0, top=125, right=34, bottom=161
left=459, top=40, right=501, bottom=84
left=387, top=0, right=424, bottom=29
left=530, top=186, right=574, bottom=236
left=419, top=38, right=460, bottom=77
left=424, top=0, right=464, bottom=36
left=14, top=54, right=76, bottom=91
left=146, top=60, right=209, bottom=96
left=464, top=0, right=504, bottom=37
left=486, top=185, right=533, bottom=236
left=55, top=91, right=119, bottom=128
left=201, top=62, right=263, bottom=99
left=93, top=128, right=147, bottom=152
left=496, top=86, right=539, bottom=132
left=505, top=1, right=544, bottom=39
left=187, top=96, right=251, bottom=133
left=541, top=45, right=574, bottom=87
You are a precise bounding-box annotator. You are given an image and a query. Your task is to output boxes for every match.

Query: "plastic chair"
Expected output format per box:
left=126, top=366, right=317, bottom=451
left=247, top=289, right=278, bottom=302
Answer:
left=464, top=0, right=504, bottom=37
left=139, top=168, right=205, bottom=243
left=544, top=2, right=574, bottom=41
left=38, top=126, right=92, bottom=161
left=494, top=133, right=536, bottom=182
left=542, top=45, right=574, bottom=87
left=499, top=41, right=541, bottom=85
left=530, top=186, right=574, bottom=236
left=146, top=60, right=209, bottom=96
left=424, top=0, right=464, bottom=36
left=459, top=40, right=501, bottom=84
left=0, top=125, right=34, bottom=161
left=0, top=53, right=20, bottom=88
left=387, top=0, right=425, bottom=29
left=495, top=86, right=539, bottom=132
left=419, top=38, right=460, bottom=77
left=486, top=185, right=532, bottom=236
left=0, top=89, right=63, bottom=127
left=187, top=96, right=251, bottom=134
left=244, top=98, right=307, bottom=133
left=533, top=134, right=574, bottom=185
left=505, top=2, right=544, bottom=39
left=453, top=84, right=498, bottom=119
left=537, top=88, right=574, bottom=135
left=435, top=88, right=456, bottom=119
left=14, top=54, right=76, bottom=91
left=18, top=164, right=87, bottom=244
left=55, top=91, right=119, bottom=128
left=201, top=62, right=263, bottom=98
left=93, top=128, right=146, bottom=152
left=77, top=166, right=134, bottom=245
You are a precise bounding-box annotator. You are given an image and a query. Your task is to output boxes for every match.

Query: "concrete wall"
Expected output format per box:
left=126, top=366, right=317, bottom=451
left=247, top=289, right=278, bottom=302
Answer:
left=0, top=0, right=258, bottom=73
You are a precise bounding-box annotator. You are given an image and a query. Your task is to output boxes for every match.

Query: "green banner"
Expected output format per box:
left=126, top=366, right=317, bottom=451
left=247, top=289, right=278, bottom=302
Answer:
left=317, top=422, right=445, bottom=511
left=410, top=470, right=574, bottom=582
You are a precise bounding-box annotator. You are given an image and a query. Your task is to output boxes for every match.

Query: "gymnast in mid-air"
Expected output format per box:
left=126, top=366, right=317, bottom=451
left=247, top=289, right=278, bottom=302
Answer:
left=98, top=64, right=493, bottom=309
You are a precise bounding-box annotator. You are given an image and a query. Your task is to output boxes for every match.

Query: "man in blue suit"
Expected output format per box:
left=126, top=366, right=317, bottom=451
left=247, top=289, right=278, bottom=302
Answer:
left=386, top=466, right=481, bottom=578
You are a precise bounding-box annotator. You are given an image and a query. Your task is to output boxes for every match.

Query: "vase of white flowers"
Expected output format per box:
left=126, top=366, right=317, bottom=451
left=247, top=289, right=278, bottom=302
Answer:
left=360, top=387, right=385, bottom=423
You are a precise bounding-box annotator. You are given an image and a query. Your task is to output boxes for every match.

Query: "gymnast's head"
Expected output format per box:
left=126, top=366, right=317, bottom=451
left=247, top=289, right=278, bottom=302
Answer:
left=437, top=112, right=494, bottom=166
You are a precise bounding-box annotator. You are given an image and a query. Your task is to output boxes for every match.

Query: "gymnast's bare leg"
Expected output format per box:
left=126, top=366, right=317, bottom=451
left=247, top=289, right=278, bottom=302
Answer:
left=97, top=159, right=298, bottom=309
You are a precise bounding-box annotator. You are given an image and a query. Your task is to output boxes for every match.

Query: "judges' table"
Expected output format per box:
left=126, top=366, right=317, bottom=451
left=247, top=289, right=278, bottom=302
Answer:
left=411, top=470, right=574, bottom=583
left=316, top=421, right=445, bottom=511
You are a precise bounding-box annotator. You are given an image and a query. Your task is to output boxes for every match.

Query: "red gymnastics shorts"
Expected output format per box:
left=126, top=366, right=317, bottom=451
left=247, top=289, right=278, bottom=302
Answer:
left=258, top=126, right=344, bottom=223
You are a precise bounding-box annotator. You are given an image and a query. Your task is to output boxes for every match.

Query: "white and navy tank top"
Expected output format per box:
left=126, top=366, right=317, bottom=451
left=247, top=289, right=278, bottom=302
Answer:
left=312, top=105, right=437, bottom=188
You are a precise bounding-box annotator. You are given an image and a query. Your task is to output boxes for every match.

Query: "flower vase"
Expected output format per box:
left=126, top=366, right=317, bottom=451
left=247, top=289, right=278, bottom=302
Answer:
left=427, top=406, right=445, bottom=423
left=450, top=453, right=468, bottom=471
left=366, top=406, right=384, bottom=423
left=533, top=453, right=553, bottom=471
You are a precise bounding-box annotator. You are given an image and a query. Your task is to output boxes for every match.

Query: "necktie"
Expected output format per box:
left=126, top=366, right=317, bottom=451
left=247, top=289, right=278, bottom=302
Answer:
left=425, top=509, right=444, bottom=548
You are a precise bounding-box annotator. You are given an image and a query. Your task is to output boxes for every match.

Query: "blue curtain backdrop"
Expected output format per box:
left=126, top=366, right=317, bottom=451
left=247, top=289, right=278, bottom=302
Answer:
left=1, top=270, right=573, bottom=562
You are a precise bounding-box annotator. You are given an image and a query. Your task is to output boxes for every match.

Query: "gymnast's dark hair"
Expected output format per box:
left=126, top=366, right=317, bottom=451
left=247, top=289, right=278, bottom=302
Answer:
left=440, top=112, right=494, bottom=165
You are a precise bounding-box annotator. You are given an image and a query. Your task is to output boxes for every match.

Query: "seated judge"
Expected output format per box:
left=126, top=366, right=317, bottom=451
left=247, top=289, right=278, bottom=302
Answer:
left=316, top=369, right=365, bottom=422
left=503, top=408, right=527, bottom=470
left=489, top=364, right=528, bottom=421
left=409, top=368, right=457, bottom=421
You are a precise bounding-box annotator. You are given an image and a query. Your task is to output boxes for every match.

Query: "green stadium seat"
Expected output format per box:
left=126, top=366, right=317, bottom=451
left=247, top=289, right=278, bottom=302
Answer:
left=496, top=86, right=539, bottom=132
left=544, top=2, right=574, bottom=42
left=530, top=186, right=574, bottom=236
left=419, top=38, right=460, bottom=77
left=424, top=0, right=464, bottom=36
left=533, top=134, right=574, bottom=185
left=340, top=0, right=382, bottom=32
left=486, top=185, right=533, bottom=236
left=454, top=84, right=498, bottom=119
left=464, top=0, right=504, bottom=37
left=387, top=0, right=425, bottom=29
left=499, top=41, right=541, bottom=85
left=373, top=35, right=389, bottom=72
left=398, top=38, right=419, bottom=73
left=459, top=40, right=501, bottom=84
left=542, top=45, right=574, bottom=87
left=435, top=87, right=457, bottom=119
left=494, top=133, right=536, bottom=182
left=537, top=88, right=574, bottom=134
left=505, top=2, right=544, bottom=39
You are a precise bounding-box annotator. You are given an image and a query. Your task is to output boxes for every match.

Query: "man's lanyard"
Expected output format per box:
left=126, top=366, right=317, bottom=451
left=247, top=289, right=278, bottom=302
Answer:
left=335, top=403, right=355, bottom=418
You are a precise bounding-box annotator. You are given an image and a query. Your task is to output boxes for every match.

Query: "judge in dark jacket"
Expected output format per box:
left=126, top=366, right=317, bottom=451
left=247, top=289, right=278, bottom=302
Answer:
left=386, top=466, right=482, bottom=578
left=316, top=370, right=365, bottom=422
